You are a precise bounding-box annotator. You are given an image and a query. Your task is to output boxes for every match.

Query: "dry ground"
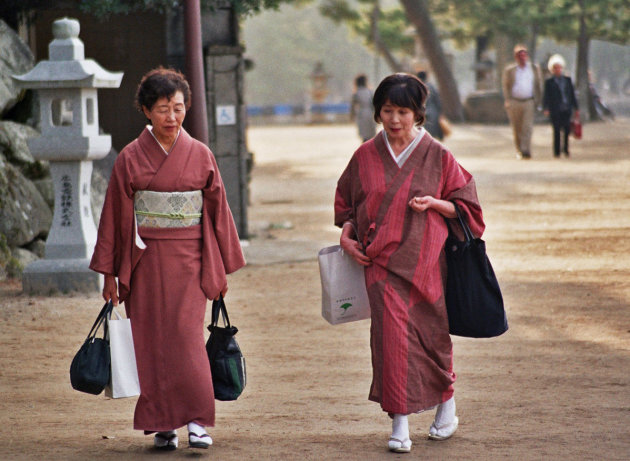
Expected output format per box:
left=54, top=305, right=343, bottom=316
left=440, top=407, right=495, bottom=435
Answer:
left=1, top=119, right=630, bottom=460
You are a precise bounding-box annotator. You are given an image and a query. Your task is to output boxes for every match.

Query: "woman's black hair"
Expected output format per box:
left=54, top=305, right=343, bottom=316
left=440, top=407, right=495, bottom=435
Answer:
left=135, top=67, right=192, bottom=113
left=355, top=74, right=367, bottom=87
left=373, top=73, right=428, bottom=126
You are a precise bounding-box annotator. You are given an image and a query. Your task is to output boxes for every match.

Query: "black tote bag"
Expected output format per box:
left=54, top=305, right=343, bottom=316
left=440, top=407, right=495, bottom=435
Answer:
left=444, top=204, right=508, bottom=338
left=70, top=301, right=114, bottom=394
left=206, top=296, right=246, bottom=401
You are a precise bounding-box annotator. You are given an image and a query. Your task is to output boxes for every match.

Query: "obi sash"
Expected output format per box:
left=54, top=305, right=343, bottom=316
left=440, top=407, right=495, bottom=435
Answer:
left=134, top=190, right=203, bottom=228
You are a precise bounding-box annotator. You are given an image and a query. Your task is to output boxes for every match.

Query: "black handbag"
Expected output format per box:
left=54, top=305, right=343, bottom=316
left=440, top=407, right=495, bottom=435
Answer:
left=206, top=296, right=246, bottom=401
left=70, top=301, right=114, bottom=394
left=444, top=204, right=508, bottom=338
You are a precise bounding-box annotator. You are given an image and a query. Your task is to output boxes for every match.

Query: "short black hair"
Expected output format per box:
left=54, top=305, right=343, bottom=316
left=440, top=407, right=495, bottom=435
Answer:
left=373, top=73, right=428, bottom=126
left=135, top=67, right=192, bottom=113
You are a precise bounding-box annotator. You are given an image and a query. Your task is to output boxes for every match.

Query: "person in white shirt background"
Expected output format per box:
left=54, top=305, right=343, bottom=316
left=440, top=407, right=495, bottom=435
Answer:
left=502, top=44, right=543, bottom=159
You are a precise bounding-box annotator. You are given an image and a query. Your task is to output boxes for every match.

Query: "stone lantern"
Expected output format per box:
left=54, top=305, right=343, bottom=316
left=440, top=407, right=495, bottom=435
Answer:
left=12, top=17, right=123, bottom=294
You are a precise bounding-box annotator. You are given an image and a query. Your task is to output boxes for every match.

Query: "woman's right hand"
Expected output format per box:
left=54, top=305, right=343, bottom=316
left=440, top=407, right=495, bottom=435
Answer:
left=340, top=234, right=372, bottom=266
left=103, top=274, right=119, bottom=306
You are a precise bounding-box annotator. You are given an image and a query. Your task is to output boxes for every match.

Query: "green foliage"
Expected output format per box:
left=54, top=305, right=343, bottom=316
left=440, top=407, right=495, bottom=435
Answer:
left=0, top=0, right=293, bottom=23
left=429, top=0, right=630, bottom=46
left=242, top=2, right=378, bottom=105
left=0, top=233, right=22, bottom=279
left=77, top=0, right=294, bottom=17
left=319, top=0, right=414, bottom=57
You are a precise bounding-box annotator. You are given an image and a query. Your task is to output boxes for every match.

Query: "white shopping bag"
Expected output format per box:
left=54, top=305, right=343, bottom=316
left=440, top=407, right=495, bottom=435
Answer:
left=105, top=307, right=140, bottom=398
left=318, top=245, right=371, bottom=325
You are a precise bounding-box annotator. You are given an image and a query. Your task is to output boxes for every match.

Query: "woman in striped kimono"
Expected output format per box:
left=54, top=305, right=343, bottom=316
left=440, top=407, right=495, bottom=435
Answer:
left=335, top=73, right=484, bottom=453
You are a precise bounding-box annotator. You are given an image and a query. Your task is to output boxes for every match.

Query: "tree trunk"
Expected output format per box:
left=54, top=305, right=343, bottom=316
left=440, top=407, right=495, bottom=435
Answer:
left=371, top=3, right=404, bottom=73
left=575, top=1, right=592, bottom=121
left=399, top=0, right=463, bottom=121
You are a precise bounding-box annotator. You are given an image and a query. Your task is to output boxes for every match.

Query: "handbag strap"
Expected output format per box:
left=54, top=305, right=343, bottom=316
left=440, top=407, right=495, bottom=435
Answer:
left=86, top=300, right=113, bottom=342
left=445, top=201, right=474, bottom=243
left=211, top=296, right=231, bottom=328
left=343, top=220, right=365, bottom=251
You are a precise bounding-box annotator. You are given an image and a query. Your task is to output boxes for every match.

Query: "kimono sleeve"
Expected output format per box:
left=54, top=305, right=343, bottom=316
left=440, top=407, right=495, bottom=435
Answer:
left=200, top=152, right=246, bottom=299
left=440, top=151, right=485, bottom=238
left=89, top=150, right=139, bottom=302
left=334, top=158, right=355, bottom=228
left=90, top=153, right=133, bottom=277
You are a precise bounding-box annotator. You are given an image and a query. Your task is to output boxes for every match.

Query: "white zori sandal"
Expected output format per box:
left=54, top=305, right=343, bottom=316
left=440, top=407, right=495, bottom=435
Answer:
left=154, top=431, right=178, bottom=450
left=388, top=437, right=412, bottom=453
left=428, top=416, right=459, bottom=441
left=188, top=421, right=212, bottom=449
left=428, top=396, right=459, bottom=441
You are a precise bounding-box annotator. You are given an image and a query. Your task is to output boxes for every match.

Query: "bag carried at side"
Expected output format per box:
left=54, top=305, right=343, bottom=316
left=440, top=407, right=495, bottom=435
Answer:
left=206, top=296, right=246, bottom=401
left=105, top=306, right=140, bottom=399
left=70, top=301, right=113, bottom=395
left=444, top=203, right=508, bottom=338
left=318, top=245, right=371, bottom=325
left=570, top=117, right=582, bottom=139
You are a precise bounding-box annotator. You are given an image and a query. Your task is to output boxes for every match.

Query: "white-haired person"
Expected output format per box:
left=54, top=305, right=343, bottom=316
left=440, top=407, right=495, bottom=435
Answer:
left=542, top=54, right=579, bottom=157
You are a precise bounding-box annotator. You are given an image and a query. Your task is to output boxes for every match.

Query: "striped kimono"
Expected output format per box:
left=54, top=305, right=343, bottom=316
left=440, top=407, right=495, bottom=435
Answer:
left=334, top=130, right=484, bottom=414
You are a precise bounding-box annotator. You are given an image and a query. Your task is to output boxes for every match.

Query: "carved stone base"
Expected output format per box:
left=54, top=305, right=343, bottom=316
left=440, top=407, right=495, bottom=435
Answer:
left=22, top=258, right=102, bottom=295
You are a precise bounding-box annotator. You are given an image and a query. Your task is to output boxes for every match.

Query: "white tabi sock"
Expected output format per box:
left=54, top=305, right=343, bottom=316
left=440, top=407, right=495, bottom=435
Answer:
left=434, top=396, right=456, bottom=427
left=187, top=421, right=206, bottom=435
left=391, top=414, right=409, bottom=441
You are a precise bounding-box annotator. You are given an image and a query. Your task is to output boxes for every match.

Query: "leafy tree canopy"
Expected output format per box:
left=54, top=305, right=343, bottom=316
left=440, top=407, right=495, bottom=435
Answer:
left=430, top=0, right=630, bottom=46
left=0, top=0, right=292, bottom=27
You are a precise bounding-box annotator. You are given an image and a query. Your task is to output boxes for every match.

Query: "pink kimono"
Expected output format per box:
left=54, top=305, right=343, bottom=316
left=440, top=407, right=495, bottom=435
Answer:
left=90, top=127, right=245, bottom=431
left=335, top=132, right=484, bottom=415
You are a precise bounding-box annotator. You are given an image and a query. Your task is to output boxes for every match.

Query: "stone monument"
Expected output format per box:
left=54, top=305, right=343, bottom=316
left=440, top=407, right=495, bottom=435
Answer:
left=12, top=17, right=122, bottom=294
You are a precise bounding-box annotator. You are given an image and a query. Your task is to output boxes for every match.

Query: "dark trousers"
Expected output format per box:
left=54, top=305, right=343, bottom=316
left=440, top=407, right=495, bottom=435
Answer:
left=551, top=110, right=571, bottom=156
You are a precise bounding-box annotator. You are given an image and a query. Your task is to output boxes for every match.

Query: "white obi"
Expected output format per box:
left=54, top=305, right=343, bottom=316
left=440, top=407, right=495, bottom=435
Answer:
left=134, top=190, right=203, bottom=228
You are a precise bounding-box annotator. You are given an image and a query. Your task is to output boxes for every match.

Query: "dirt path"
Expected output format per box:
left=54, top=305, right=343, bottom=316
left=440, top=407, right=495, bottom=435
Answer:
left=1, top=119, right=630, bottom=460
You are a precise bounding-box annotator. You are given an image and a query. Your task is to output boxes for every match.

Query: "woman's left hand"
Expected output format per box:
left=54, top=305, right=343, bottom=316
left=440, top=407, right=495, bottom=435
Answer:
left=409, top=195, right=435, bottom=212
left=214, top=285, right=228, bottom=300
left=409, top=196, right=456, bottom=218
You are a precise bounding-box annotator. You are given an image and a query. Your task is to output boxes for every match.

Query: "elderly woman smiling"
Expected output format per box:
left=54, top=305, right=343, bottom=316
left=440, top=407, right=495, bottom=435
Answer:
left=90, top=67, right=245, bottom=451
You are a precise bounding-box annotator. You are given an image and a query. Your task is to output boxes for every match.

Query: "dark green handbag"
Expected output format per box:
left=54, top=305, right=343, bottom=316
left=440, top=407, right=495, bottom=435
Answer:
left=206, top=296, right=246, bottom=401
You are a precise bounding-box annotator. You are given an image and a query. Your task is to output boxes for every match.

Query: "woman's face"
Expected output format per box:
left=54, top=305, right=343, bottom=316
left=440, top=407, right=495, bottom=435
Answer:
left=379, top=101, right=417, bottom=142
left=142, top=91, right=186, bottom=145
left=552, top=63, right=564, bottom=77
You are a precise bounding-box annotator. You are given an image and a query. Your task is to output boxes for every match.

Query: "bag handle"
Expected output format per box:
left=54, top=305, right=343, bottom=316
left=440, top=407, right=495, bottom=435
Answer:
left=211, top=296, right=231, bottom=328
left=86, top=300, right=113, bottom=343
left=343, top=220, right=365, bottom=251
left=445, top=201, right=474, bottom=243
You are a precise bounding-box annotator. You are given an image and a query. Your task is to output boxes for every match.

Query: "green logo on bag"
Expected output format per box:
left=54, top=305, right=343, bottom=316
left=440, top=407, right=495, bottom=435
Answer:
left=340, top=303, right=352, bottom=312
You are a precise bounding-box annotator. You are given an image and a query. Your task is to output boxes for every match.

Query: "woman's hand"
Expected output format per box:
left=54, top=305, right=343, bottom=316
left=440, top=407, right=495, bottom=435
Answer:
left=214, top=285, right=228, bottom=301
left=409, top=196, right=456, bottom=218
left=340, top=223, right=371, bottom=266
left=103, top=274, right=119, bottom=306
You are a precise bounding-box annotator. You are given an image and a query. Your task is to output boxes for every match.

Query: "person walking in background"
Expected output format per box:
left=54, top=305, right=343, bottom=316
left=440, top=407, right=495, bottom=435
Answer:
left=417, top=70, right=444, bottom=140
left=90, top=67, right=246, bottom=451
left=351, top=74, right=376, bottom=142
left=543, top=54, right=579, bottom=157
left=502, top=44, right=542, bottom=159
left=335, top=73, right=485, bottom=453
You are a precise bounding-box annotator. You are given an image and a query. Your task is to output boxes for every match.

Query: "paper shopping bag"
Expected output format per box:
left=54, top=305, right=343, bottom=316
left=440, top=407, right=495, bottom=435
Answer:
left=318, top=245, right=371, bottom=325
left=105, top=307, right=140, bottom=398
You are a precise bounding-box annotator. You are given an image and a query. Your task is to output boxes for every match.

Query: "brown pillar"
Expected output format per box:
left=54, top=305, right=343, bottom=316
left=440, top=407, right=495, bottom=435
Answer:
left=183, top=0, right=209, bottom=145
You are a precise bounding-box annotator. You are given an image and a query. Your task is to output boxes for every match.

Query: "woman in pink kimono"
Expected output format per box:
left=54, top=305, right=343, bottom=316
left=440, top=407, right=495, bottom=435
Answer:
left=335, top=73, right=484, bottom=453
left=90, top=68, right=246, bottom=451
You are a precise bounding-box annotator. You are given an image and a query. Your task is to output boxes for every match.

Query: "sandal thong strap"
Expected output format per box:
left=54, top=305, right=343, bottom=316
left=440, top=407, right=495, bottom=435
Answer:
left=155, top=433, right=177, bottom=442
